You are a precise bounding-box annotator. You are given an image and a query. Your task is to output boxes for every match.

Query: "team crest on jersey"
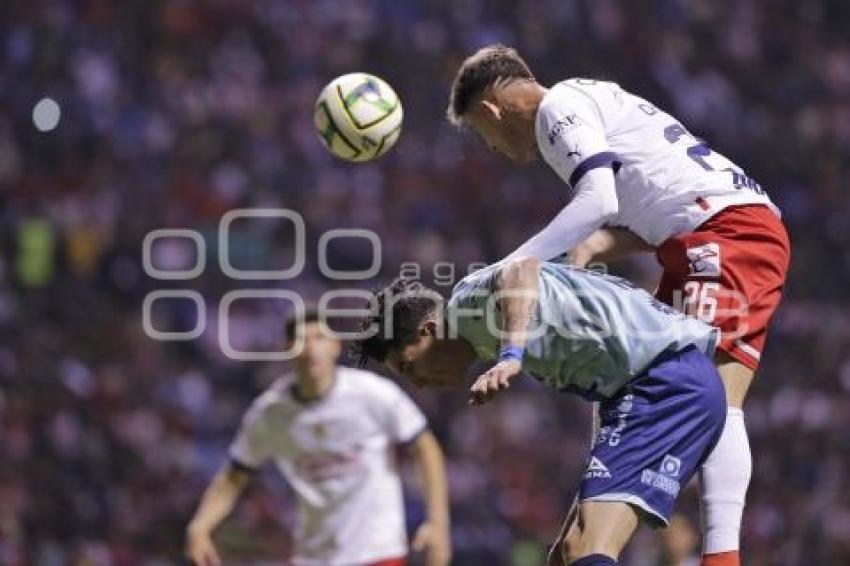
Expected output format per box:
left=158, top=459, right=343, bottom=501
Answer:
left=584, top=456, right=612, bottom=479
left=686, top=243, right=721, bottom=278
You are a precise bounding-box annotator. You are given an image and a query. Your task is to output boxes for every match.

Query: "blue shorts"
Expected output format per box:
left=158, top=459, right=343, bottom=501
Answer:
left=579, top=345, right=726, bottom=527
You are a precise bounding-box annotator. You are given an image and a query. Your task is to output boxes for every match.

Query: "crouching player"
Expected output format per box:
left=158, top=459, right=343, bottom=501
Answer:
left=186, top=308, right=451, bottom=566
left=353, top=258, right=726, bottom=566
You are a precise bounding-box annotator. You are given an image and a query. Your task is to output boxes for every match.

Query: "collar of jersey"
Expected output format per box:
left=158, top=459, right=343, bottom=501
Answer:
left=289, top=369, right=339, bottom=405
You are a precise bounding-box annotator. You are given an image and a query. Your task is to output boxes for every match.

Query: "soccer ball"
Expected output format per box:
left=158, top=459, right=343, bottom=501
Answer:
left=313, top=73, right=403, bottom=162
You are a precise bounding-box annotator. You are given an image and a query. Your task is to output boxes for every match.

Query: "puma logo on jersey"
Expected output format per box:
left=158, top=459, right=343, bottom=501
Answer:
left=686, top=243, right=721, bottom=277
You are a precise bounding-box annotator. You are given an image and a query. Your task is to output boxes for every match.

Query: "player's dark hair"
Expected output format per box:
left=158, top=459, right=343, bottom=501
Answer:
left=447, top=44, right=535, bottom=126
left=350, top=278, right=442, bottom=367
left=283, top=306, right=322, bottom=342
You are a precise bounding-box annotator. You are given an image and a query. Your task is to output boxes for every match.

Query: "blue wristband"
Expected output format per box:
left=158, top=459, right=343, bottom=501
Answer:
left=498, top=344, right=525, bottom=363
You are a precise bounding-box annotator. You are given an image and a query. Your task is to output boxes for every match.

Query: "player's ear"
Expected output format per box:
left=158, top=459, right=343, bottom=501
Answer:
left=480, top=99, right=502, bottom=121
left=421, top=320, right=438, bottom=337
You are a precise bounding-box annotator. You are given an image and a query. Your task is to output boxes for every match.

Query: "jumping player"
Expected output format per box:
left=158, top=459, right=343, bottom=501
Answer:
left=353, top=257, right=727, bottom=566
left=186, top=309, right=451, bottom=566
left=446, top=44, right=791, bottom=566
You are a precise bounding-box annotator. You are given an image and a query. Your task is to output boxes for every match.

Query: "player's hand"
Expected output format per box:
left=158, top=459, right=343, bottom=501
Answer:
left=468, top=359, right=522, bottom=405
left=186, top=528, right=221, bottom=566
left=412, top=521, right=452, bottom=566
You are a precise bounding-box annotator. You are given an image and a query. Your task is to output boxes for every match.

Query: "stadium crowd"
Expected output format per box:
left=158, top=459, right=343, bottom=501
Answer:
left=1, top=0, right=849, bottom=564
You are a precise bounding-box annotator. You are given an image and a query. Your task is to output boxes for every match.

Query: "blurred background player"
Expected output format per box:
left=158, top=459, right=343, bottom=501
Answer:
left=353, top=257, right=726, bottom=565
left=186, top=309, right=451, bottom=566
left=446, top=44, right=791, bottom=566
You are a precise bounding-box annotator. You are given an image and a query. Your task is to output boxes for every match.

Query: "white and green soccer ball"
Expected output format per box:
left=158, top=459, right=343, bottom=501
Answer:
left=313, top=73, right=403, bottom=162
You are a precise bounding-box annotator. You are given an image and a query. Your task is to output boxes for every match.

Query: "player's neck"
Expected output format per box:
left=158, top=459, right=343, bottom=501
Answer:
left=525, top=82, right=548, bottom=110
left=293, top=368, right=336, bottom=401
left=504, top=80, right=547, bottom=119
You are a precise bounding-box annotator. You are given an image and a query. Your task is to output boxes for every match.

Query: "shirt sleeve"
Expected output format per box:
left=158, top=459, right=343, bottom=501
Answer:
left=228, top=397, right=271, bottom=471
left=448, top=265, right=499, bottom=311
left=505, top=89, right=620, bottom=262
left=377, top=379, right=428, bottom=444
left=536, top=86, right=614, bottom=186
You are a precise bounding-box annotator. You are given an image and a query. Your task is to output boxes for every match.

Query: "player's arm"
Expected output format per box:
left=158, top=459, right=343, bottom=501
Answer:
left=188, top=397, right=268, bottom=566
left=469, top=255, right=541, bottom=405
left=408, top=430, right=451, bottom=566
left=186, top=462, right=253, bottom=566
left=569, top=227, right=654, bottom=268
left=504, top=91, right=619, bottom=263
left=505, top=170, right=619, bottom=263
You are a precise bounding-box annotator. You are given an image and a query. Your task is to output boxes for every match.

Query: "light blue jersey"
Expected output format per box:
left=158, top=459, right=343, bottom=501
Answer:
left=448, top=262, right=718, bottom=399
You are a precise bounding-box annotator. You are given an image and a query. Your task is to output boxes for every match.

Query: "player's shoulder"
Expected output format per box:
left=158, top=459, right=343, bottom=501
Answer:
left=542, top=77, right=616, bottom=103
left=248, top=375, right=294, bottom=411
left=536, top=80, right=615, bottom=147
left=336, top=365, right=407, bottom=399
left=538, top=80, right=583, bottom=118
left=541, top=263, right=638, bottom=294
left=541, top=78, right=629, bottom=114
left=454, top=262, right=498, bottom=286
left=563, top=264, right=637, bottom=288
left=236, top=375, right=294, bottom=430
left=449, top=262, right=500, bottom=304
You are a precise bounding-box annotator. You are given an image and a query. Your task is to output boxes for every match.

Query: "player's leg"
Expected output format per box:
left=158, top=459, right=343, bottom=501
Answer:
left=656, top=205, right=790, bottom=566
left=574, top=346, right=726, bottom=565
left=549, top=404, right=602, bottom=566
left=548, top=496, right=579, bottom=566
left=698, top=355, right=754, bottom=566
left=701, top=213, right=787, bottom=566
left=560, top=501, right=638, bottom=564
left=656, top=241, right=752, bottom=566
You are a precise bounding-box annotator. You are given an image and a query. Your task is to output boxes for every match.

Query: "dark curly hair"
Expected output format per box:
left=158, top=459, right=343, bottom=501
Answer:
left=350, top=277, right=443, bottom=367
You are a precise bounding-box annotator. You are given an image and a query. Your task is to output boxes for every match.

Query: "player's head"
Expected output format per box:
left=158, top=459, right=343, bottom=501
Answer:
left=447, top=44, right=544, bottom=163
left=351, top=278, right=468, bottom=389
left=284, top=306, right=341, bottom=378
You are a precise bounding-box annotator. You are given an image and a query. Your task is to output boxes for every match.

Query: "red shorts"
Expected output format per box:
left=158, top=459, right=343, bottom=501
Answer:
left=367, top=558, right=406, bottom=566
left=655, top=205, right=790, bottom=370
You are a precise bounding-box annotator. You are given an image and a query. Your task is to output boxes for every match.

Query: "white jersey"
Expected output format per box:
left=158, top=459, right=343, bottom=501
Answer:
left=229, top=367, right=427, bottom=566
left=514, top=78, right=779, bottom=261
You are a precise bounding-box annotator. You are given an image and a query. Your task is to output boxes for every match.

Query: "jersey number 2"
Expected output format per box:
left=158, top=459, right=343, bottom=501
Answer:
left=664, top=123, right=767, bottom=193
left=663, top=124, right=715, bottom=171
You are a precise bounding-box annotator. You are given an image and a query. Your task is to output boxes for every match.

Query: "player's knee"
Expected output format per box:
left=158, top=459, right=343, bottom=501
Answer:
left=714, top=355, right=754, bottom=408
left=703, top=408, right=752, bottom=489
left=562, top=525, right=611, bottom=565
